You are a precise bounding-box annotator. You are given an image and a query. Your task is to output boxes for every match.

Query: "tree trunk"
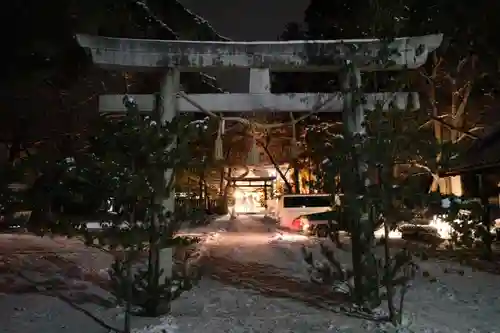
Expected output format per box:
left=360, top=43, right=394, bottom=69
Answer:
left=341, top=64, right=379, bottom=307
left=292, top=163, right=301, bottom=193
left=198, top=170, right=204, bottom=208
left=478, top=173, right=493, bottom=260
left=218, top=167, right=225, bottom=195
left=426, top=56, right=444, bottom=193
left=342, top=152, right=379, bottom=306
left=260, top=142, right=293, bottom=192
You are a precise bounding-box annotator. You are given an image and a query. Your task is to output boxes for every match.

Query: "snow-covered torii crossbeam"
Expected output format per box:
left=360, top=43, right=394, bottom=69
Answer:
left=76, top=34, right=442, bottom=71
left=99, top=69, right=418, bottom=113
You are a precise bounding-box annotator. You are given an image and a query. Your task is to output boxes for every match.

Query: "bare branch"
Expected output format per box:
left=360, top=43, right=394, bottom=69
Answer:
left=457, top=126, right=484, bottom=142
left=257, top=140, right=293, bottom=192
left=452, top=81, right=472, bottom=123
left=410, top=162, right=439, bottom=181
left=427, top=114, right=480, bottom=140
left=132, top=1, right=178, bottom=37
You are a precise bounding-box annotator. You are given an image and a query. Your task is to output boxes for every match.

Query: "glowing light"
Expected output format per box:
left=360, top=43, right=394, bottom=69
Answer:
left=233, top=189, right=244, bottom=199
left=429, top=214, right=497, bottom=239
left=374, top=227, right=402, bottom=239
left=233, top=190, right=251, bottom=213
left=232, top=188, right=266, bottom=213
left=429, top=215, right=454, bottom=239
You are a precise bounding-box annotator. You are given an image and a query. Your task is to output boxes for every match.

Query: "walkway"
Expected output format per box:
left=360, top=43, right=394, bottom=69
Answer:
left=1, top=215, right=499, bottom=311
left=201, top=214, right=349, bottom=309
left=0, top=215, right=348, bottom=310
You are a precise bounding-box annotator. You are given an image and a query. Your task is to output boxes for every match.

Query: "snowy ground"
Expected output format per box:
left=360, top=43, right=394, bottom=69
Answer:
left=1, top=214, right=500, bottom=332
left=204, top=215, right=500, bottom=332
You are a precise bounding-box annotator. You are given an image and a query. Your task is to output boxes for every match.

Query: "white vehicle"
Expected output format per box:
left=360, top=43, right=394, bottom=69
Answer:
left=276, top=194, right=335, bottom=230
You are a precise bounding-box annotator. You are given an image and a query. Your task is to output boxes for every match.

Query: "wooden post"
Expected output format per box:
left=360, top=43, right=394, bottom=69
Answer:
left=477, top=173, right=493, bottom=260
left=204, top=182, right=209, bottom=211
left=198, top=172, right=204, bottom=206
left=263, top=181, right=268, bottom=207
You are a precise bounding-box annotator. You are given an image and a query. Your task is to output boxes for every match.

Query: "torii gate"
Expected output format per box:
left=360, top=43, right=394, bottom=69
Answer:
left=76, top=33, right=443, bottom=215
left=76, top=33, right=442, bottom=281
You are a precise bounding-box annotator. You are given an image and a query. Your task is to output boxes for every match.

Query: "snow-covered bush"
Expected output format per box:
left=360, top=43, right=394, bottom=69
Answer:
left=440, top=195, right=493, bottom=258
left=109, top=237, right=202, bottom=316
left=302, top=243, right=355, bottom=296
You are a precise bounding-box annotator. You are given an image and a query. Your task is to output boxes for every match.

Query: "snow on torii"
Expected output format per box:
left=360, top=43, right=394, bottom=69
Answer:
left=77, top=33, right=442, bottom=130
left=76, top=34, right=442, bottom=71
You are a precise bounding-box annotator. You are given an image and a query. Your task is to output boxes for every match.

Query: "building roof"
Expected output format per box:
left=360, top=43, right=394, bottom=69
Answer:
left=442, top=126, right=500, bottom=176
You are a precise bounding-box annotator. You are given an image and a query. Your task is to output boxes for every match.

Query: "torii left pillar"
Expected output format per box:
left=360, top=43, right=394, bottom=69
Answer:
left=157, top=68, right=179, bottom=283
left=160, top=68, right=180, bottom=215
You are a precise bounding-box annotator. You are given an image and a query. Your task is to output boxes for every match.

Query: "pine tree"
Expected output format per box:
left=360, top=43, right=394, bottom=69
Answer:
left=72, top=96, right=206, bottom=320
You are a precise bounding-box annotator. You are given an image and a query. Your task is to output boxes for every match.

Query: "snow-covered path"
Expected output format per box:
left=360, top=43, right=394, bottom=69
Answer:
left=202, top=214, right=500, bottom=332
left=0, top=216, right=353, bottom=333
left=1, top=215, right=500, bottom=332
left=203, top=214, right=314, bottom=278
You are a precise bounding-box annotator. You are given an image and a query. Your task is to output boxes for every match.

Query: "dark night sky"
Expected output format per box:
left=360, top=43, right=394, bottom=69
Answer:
left=178, top=0, right=310, bottom=92
left=178, top=0, right=309, bottom=40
